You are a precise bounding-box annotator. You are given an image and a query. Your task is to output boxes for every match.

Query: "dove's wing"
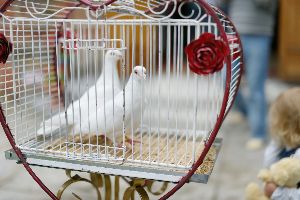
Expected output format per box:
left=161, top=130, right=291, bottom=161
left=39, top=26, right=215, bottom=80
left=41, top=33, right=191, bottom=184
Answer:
left=38, top=51, right=122, bottom=136
left=124, top=77, right=146, bottom=134
left=74, top=66, right=147, bottom=144
left=74, top=90, right=124, bottom=136
left=96, top=56, right=122, bottom=100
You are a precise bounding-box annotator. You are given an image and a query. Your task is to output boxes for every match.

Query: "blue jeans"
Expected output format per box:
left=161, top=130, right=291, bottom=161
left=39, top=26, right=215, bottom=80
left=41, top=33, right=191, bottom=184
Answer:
left=235, top=35, right=272, bottom=140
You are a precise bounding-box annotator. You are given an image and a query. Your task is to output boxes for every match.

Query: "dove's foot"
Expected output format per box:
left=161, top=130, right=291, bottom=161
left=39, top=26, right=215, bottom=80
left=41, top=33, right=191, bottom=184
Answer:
left=125, top=136, right=141, bottom=146
left=115, top=137, right=140, bottom=150
left=116, top=141, right=139, bottom=148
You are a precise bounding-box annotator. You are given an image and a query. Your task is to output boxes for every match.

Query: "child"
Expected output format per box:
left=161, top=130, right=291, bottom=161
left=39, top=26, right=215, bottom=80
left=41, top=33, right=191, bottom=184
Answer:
left=264, top=88, right=300, bottom=199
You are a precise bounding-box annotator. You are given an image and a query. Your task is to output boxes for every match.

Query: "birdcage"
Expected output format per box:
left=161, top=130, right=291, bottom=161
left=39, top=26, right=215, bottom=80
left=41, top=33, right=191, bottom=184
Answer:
left=0, top=0, right=243, bottom=199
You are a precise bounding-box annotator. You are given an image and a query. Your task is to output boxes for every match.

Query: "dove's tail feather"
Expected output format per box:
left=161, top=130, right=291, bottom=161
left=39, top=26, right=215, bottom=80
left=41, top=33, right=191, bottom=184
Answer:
left=44, top=112, right=68, bottom=126
left=37, top=124, right=61, bottom=137
left=37, top=112, right=70, bottom=137
left=37, top=124, right=72, bottom=139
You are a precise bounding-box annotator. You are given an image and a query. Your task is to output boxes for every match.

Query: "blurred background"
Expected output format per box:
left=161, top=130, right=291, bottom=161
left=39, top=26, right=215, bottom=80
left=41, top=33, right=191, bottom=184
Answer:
left=0, top=0, right=300, bottom=199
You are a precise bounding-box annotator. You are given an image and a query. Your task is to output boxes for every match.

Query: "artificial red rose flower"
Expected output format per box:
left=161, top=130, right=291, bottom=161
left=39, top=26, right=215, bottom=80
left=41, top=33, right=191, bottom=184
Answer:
left=185, top=32, right=229, bottom=76
left=0, top=33, right=12, bottom=64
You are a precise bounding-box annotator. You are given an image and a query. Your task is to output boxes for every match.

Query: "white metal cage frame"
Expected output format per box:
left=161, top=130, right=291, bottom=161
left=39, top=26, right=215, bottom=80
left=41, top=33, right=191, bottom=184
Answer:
left=0, top=0, right=243, bottom=199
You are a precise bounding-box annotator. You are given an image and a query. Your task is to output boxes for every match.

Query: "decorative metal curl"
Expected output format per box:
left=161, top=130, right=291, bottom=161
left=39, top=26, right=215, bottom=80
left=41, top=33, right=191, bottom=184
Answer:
left=25, top=0, right=52, bottom=19
left=90, top=173, right=113, bottom=200
left=178, top=1, right=202, bottom=20
left=123, top=179, right=149, bottom=200
left=147, top=0, right=176, bottom=15
left=85, top=6, right=106, bottom=20
left=22, top=0, right=205, bottom=21
left=84, top=0, right=179, bottom=21
left=24, top=0, right=84, bottom=20
left=94, top=5, right=175, bottom=21
left=57, top=170, right=102, bottom=200
left=57, top=171, right=169, bottom=200
left=146, top=180, right=168, bottom=196
left=25, top=0, right=50, bottom=15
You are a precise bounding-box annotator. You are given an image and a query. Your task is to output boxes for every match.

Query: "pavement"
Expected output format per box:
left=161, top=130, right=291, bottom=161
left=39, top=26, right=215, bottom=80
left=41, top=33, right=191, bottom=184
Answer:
left=0, top=78, right=296, bottom=200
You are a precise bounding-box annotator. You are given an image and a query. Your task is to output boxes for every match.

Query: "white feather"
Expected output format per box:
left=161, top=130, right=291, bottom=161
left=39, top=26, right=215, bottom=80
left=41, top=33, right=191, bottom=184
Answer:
left=74, top=66, right=147, bottom=141
left=38, top=50, right=123, bottom=136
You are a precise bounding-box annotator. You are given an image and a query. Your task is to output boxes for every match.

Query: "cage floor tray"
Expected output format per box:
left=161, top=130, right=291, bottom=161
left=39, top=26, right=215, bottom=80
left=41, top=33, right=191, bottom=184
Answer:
left=5, top=137, right=222, bottom=184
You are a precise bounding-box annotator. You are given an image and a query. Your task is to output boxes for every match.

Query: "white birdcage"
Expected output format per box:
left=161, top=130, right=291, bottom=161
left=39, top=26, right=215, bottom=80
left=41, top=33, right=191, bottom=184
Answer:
left=0, top=0, right=243, bottom=199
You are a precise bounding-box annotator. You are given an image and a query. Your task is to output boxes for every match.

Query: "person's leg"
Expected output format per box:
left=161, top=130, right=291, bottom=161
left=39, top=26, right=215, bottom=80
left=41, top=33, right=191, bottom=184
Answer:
left=241, top=34, right=272, bottom=141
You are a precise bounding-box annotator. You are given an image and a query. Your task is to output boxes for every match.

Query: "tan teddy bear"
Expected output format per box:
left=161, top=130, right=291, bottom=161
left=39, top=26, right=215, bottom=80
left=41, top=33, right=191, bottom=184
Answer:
left=245, top=183, right=269, bottom=200
left=245, top=157, right=300, bottom=200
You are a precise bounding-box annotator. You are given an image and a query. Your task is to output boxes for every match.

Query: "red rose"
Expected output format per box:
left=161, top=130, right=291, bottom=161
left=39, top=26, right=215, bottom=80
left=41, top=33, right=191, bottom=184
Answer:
left=185, top=32, right=229, bottom=75
left=0, top=33, right=12, bottom=64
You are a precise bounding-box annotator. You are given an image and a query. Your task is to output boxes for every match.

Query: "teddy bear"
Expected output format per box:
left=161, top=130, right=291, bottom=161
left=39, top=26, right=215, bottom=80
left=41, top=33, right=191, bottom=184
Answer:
left=245, top=157, right=300, bottom=200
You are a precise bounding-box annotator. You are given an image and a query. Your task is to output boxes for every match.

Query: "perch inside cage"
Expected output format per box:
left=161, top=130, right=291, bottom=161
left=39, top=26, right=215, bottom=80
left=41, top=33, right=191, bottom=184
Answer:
left=0, top=0, right=243, bottom=199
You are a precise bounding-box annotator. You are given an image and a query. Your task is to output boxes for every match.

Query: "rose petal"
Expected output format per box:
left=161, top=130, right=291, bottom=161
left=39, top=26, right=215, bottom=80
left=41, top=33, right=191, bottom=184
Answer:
left=185, top=32, right=229, bottom=75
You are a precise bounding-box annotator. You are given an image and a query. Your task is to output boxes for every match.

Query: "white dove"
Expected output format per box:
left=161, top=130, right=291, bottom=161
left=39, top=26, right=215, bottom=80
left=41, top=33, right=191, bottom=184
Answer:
left=38, top=49, right=123, bottom=136
left=73, top=66, right=147, bottom=144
